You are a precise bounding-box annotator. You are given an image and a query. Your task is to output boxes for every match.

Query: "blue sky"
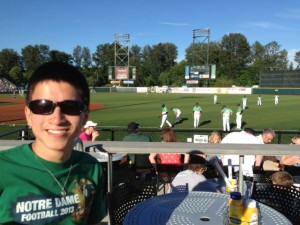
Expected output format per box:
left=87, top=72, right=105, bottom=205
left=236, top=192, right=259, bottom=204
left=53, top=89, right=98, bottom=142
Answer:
left=1, top=0, right=299, bottom=65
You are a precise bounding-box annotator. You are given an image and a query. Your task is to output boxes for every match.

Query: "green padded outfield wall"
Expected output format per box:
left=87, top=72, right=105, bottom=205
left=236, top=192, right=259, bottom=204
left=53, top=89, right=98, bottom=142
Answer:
left=260, top=71, right=300, bottom=88
left=252, top=88, right=300, bottom=95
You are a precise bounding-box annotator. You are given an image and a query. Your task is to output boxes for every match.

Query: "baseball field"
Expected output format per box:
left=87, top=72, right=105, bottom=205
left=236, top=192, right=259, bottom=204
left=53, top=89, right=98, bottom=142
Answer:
left=0, top=93, right=299, bottom=131
left=87, top=92, right=299, bottom=131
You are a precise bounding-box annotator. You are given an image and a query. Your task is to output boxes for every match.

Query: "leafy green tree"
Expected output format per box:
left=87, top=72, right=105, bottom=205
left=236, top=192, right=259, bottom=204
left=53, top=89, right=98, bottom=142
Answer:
left=82, top=47, right=92, bottom=68
left=92, top=43, right=114, bottom=86
left=185, top=43, right=208, bottom=65
left=129, top=44, right=144, bottom=86
left=73, top=45, right=82, bottom=67
left=208, top=42, right=222, bottom=65
left=158, top=61, right=187, bottom=86
left=142, top=43, right=177, bottom=85
left=219, top=33, right=251, bottom=80
left=212, top=77, right=234, bottom=87
left=9, top=66, right=24, bottom=85
left=263, top=41, right=288, bottom=71
left=185, top=41, right=221, bottom=65
left=0, top=48, right=21, bottom=79
left=294, top=50, right=300, bottom=69
left=250, top=41, right=266, bottom=70
left=21, top=44, right=50, bottom=72
left=49, top=50, right=72, bottom=63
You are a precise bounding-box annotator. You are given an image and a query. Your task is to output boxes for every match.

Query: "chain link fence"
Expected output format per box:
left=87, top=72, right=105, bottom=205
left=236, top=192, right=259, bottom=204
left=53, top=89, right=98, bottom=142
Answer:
left=1, top=124, right=299, bottom=144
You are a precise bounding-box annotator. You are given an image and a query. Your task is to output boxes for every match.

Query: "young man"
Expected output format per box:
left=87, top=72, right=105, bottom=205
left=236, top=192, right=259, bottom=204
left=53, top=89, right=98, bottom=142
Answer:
left=242, top=95, right=247, bottom=110
left=169, top=156, right=218, bottom=193
left=213, top=94, right=218, bottom=104
left=171, top=107, right=181, bottom=123
left=0, top=62, right=106, bottom=224
left=221, top=105, right=232, bottom=131
left=274, top=94, right=279, bottom=105
left=192, top=102, right=202, bottom=128
left=235, top=104, right=243, bottom=130
left=159, top=104, right=172, bottom=128
left=122, top=122, right=151, bottom=165
left=257, top=95, right=262, bottom=106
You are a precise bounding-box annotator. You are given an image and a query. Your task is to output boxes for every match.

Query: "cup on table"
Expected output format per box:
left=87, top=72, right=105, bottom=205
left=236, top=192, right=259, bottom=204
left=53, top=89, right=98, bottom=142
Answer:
left=226, top=178, right=237, bottom=193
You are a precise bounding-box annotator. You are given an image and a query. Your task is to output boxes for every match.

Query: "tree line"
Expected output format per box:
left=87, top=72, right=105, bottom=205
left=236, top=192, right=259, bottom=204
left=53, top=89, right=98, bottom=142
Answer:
left=0, top=32, right=299, bottom=88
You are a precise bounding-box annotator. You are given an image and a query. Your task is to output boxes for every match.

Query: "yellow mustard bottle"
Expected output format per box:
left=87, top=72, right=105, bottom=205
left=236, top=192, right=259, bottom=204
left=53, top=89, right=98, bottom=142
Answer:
left=241, top=199, right=259, bottom=225
left=228, top=192, right=243, bottom=225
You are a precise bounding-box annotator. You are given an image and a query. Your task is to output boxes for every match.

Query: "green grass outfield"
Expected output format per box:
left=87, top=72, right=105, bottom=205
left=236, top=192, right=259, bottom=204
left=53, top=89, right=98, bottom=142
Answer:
left=87, top=93, right=300, bottom=130
left=0, top=92, right=299, bottom=130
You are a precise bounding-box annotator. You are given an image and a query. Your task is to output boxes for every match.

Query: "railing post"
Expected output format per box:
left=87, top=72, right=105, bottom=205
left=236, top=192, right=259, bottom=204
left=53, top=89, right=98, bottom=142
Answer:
left=238, top=155, right=244, bottom=194
left=278, top=131, right=281, bottom=144
left=111, top=129, right=115, bottom=141
left=107, top=153, right=113, bottom=193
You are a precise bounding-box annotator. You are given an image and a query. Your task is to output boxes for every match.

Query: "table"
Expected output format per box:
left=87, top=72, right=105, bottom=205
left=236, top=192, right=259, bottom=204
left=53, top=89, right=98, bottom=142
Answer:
left=91, top=151, right=127, bottom=162
left=123, top=192, right=292, bottom=225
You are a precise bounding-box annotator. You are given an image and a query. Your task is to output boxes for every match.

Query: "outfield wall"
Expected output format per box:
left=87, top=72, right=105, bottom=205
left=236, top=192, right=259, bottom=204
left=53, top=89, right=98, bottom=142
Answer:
left=253, top=88, right=300, bottom=95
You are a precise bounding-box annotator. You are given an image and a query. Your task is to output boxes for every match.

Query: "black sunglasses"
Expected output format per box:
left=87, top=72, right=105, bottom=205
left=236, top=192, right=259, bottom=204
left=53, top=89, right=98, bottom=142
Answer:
left=28, top=99, right=87, bottom=115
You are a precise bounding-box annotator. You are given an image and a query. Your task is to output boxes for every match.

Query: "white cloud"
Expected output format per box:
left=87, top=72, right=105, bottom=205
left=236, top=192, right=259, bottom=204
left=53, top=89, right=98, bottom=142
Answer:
left=247, top=21, right=292, bottom=30
left=159, top=22, right=190, bottom=26
left=275, top=9, right=300, bottom=20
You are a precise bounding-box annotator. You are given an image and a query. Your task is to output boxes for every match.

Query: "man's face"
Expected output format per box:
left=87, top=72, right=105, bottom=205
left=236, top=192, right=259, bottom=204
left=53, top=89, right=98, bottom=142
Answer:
left=25, top=80, right=88, bottom=155
left=262, top=133, right=274, bottom=143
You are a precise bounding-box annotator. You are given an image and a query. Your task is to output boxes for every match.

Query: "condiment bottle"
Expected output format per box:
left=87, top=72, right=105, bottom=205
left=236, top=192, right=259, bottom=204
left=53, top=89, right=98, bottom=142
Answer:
left=241, top=199, right=259, bottom=225
left=228, top=191, right=243, bottom=225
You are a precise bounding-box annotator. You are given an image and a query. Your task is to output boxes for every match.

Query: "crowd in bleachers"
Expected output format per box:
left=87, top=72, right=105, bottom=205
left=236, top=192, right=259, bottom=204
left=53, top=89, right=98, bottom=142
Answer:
left=0, top=78, right=17, bottom=92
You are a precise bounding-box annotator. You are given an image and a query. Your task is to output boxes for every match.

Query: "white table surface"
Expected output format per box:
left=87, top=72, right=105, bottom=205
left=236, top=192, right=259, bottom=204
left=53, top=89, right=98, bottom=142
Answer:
left=123, top=191, right=292, bottom=225
left=91, top=151, right=127, bottom=162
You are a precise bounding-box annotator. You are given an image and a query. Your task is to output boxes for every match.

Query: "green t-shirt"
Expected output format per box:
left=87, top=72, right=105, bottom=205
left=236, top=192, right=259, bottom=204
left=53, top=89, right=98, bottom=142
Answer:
left=122, top=133, right=151, bottom=142
left=0, top=144, right=106, bottom=224
left=236, top=107, right=243, bottom=115
left=193, top=105, right=202, bottom=112
left=161, top=106, right=168, bottom=114
left=172, top=108, right=179, bottom=113
left=122, top=133, right=151, bottom=164
left=221, top=107, right=232, bottom=116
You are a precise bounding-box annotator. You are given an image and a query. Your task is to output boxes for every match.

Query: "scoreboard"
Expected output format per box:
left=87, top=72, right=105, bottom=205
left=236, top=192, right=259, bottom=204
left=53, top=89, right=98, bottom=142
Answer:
left=185, top=65, right=216, bottom=80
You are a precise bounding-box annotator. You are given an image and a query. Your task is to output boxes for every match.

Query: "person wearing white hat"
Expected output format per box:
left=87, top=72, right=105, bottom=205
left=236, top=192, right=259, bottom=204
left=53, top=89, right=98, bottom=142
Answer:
left=79, top=120, right=99, bottom=141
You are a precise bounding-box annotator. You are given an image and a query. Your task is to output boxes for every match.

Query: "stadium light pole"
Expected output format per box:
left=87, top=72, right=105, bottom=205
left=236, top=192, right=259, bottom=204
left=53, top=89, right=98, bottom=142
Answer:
left=193, top=28, right=210, bottom=87
left=192, top=28, right=210, bottom=66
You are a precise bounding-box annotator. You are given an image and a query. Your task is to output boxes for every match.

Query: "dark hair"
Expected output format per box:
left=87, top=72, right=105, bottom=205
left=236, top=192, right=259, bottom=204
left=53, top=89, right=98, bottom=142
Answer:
left=26, top=61, right=90, bottom=107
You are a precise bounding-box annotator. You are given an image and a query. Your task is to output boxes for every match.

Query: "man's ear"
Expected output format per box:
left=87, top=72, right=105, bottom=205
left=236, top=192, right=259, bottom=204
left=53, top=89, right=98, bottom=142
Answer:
left=82, top=110, right=89, bottom=126
left=24, top=106, right=33, bottom=127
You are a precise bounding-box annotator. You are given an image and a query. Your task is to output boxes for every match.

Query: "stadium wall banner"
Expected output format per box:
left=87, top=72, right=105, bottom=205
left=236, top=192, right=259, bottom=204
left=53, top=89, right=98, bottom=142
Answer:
left=170, top=87, right=252, bottom=94
left=136, top=87, right=148, bottom=93
left=112, top=87, right=252, bottom=94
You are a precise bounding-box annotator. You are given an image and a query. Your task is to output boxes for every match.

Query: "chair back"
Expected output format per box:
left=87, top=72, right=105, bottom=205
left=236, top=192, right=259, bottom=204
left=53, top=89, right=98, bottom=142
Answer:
left=293, top=175, right=300, bottom=183
left=108, top=179, right=157, bottom=225
left=170, top=183, right=189, bottom=193
left=135, top=154, right=152, bottom=169
left=251, top=182, right=300, bottom=224
left=252, top=173, right=273, bottom=183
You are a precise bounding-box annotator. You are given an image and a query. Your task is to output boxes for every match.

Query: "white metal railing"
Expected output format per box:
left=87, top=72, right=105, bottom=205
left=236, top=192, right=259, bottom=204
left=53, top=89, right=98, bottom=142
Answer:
left=1, top=140, right=300, bottom=193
